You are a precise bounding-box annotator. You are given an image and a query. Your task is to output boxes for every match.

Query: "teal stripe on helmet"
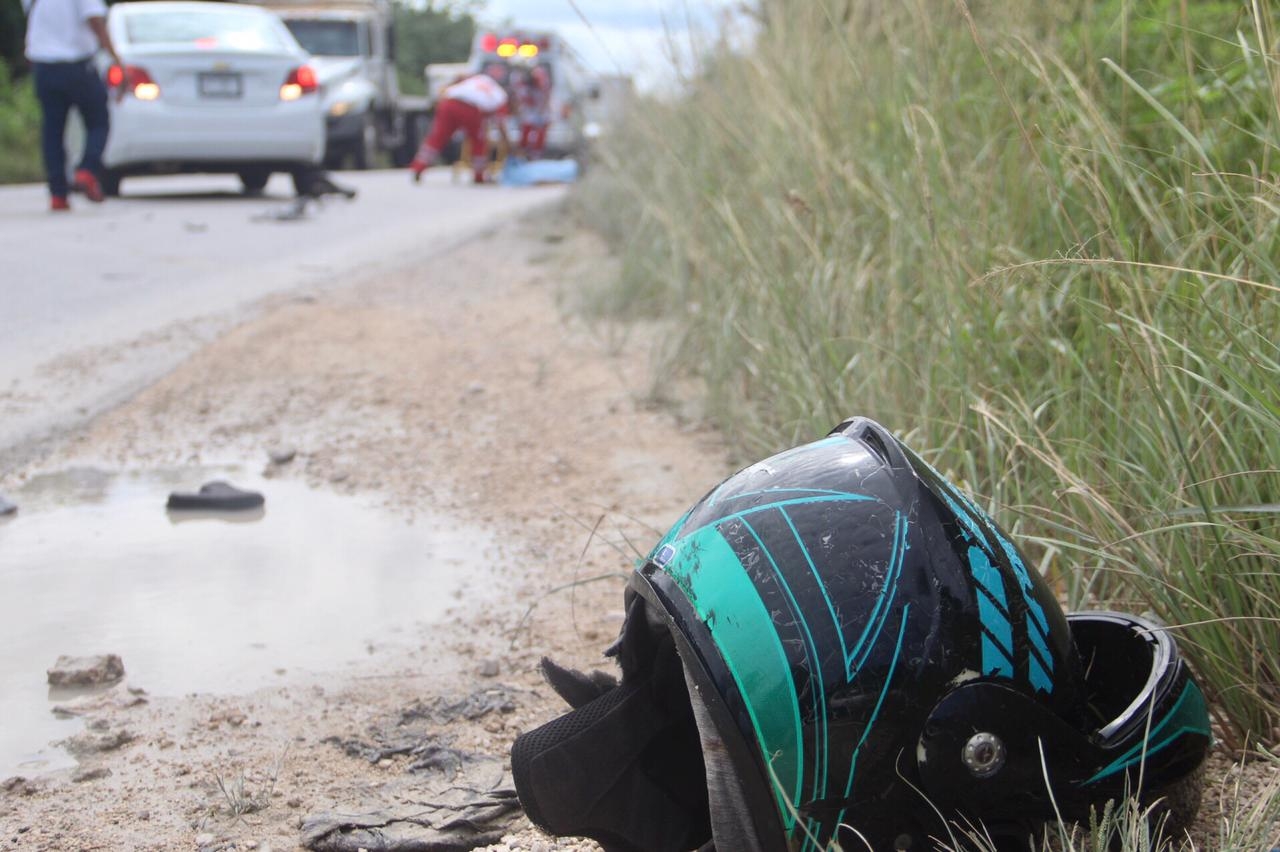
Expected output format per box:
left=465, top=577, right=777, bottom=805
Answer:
left=778, top=508, right=833, bottom=800
left=845, top=512, right=909, bottom=679
left=924, top=462, right=1056, bottom=693
left=968, top=545, right=1016, bottom=677
left=1084, top=680, right=1212, bottom=784
left=660, top=523, right=806, bottom=831
left=835, top=603, right=911, bottom=832
left=740, top=516, right=826, bottom=811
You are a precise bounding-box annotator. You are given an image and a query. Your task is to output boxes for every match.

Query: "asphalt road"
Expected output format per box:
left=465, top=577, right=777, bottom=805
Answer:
left=0, top=169, right=568, bottom=470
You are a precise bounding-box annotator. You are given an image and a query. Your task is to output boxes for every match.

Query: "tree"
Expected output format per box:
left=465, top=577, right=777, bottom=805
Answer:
left=2, top=0, right=29, bottom=75
left=391, top=0, right=479, bottom=94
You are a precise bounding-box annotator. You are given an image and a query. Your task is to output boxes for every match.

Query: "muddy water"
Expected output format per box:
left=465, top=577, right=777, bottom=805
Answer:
left=0, top=466, right=496, bottom=778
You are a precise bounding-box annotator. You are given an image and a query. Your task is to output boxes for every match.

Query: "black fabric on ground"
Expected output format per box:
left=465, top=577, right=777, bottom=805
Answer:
left=511, top=596, right=711, bottom=852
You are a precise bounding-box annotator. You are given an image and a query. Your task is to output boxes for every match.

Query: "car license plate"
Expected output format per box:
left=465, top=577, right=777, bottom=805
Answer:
left=198, top=72, right=242, bottom=98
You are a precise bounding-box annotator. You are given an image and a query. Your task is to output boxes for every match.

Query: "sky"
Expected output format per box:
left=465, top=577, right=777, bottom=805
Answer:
left=476, top=0, right=741, bottom=92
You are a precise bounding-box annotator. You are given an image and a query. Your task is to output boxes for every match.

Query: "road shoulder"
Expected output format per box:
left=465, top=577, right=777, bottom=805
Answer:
left=0, top=204, right=729, bottom=851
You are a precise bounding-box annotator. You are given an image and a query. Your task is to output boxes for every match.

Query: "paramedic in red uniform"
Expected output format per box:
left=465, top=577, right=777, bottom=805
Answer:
left=516, top=64, right=552, bottom=159
left=409, top=63, right=509, bottom=184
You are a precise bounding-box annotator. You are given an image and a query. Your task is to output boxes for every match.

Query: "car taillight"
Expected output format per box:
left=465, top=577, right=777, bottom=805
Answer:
left=108, top=64, right=160, bottom=100
left=280, top=65, right=317, bottom=101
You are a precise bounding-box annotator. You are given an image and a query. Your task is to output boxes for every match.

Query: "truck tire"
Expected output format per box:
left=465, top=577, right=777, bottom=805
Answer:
left=353, top=113, right=379, bottom=170
left=394, top=113, right=429, bottom=167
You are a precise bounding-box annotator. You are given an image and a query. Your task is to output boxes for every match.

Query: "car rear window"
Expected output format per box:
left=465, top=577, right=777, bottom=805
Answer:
left=123, top=10, right=293, bottom=51
left=284, top=20, right=361, bottom=57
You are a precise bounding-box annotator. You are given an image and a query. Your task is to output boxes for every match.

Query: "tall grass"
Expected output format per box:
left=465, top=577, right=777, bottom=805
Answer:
left=578, top=0, right=1280, bottom=749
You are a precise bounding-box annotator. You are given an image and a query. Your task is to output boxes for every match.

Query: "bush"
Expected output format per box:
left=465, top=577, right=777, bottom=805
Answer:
left=0, top=61, right=43, bottom=184
left=580, top=0, right=1280, bottom=749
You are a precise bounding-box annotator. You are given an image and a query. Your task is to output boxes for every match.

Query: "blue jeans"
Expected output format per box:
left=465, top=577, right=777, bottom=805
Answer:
left=33, top=58, right=110, bottom=198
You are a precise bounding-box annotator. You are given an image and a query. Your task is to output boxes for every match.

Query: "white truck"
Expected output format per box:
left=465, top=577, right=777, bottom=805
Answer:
left=246, top=0, right=430, bottom=168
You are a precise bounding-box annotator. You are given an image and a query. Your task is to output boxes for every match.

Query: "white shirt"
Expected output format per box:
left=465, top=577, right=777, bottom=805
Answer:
left=444, top=75, right=509, bottom=114
left=23, top=0, right=108, bottom=63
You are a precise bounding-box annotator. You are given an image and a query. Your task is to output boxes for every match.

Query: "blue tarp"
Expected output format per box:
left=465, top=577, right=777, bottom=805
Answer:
left=501, top=157, right=580, bottom=186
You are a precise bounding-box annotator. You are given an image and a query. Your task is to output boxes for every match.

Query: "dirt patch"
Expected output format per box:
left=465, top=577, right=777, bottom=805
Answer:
left=1, top=203, right=1274, bottom=851
left=0, top=205, right=728, bottom=851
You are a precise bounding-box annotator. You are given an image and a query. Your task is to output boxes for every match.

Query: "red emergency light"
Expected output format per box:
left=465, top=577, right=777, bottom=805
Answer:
left=480, top=32, right=498, bottom=53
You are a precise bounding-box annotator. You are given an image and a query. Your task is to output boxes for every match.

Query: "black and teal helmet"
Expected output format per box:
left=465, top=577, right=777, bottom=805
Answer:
left=511, top=418, right=1211, bottom=851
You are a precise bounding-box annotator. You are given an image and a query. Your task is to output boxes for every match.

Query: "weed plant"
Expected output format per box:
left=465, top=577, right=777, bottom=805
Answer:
left=578, top=0, right=1280, bottom=751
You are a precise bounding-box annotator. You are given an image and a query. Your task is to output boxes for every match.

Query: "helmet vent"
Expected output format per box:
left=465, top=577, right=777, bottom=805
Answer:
left=861, top=428, right=894, bottom=468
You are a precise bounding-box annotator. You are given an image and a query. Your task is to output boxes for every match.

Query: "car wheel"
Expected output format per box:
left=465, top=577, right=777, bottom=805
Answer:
left=239, top=169, right=271, bottom=195
left=352, top=113, right=379, bottom=170
left=101, top=169, right=122, bottom=198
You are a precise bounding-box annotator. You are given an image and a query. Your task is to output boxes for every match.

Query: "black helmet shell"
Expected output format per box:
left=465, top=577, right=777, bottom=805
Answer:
left=513, top=418, right=1211, bottom=852
left=634, top=418, right=1084, bottom=847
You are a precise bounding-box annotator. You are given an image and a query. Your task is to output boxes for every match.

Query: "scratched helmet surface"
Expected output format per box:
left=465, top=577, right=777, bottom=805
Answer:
left=511, top=417, right=1211, bottom=852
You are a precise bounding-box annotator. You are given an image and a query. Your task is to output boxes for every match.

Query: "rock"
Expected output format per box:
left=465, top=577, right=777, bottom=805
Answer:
left=166, top=481, right=264, bottom=511
left=300, top=789, right=520, bottom=852
left=0, top=493, right=16, bottom=516
left=208, top=708, right=247, bottom=728
left=52, top=685, right=148, bottom=717
left=1, top=777, right=34, bottom=796
left=72, top=766, right=112, bottom=783
left=268, top=445, right=297, bottom=465
left=478, top=659, right=500, bottom=678
left=63, top=728, right=135, bottom=755
left=47, top=653, right=125, bottom=687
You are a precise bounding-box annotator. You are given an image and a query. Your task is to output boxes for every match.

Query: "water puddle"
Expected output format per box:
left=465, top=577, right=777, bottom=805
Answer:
left=0, top=466, right=496, bottom=778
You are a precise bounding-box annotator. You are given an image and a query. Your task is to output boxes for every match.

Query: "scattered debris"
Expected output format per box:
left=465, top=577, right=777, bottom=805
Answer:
left=399, top=687, right=519, bottom=726
left=208, top=707, right=248, bottom=728
left=62, top=727, right=136, bottom=755
left=300, top=788, right=520, bottom=852
left=407, top=745, right=470, bottom=776
left=323, top=733, right=476, bottom=778
left=268, top=445, right=297, bottom=465
left=52, top=684, right=148, bottom=717
left=254, top=197, right=311, bottom=222
left=299, top=173, right=357, bottom=200
left=166, top=481, right=264, bottom=511
left=71, top=766, right=112, bottom=783
left=325, top=734, right=417, bottom=764
left=254, top=178, right=355, bottom=224
left=1, top=776, right=39, bottom=796
left=0, top=493, right=16, bottom=516
left=47, top=653, right=124, bottom=687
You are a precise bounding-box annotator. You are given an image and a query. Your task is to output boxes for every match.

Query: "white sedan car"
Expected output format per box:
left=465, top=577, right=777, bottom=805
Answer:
left=101, top=1, right=325, bottom=196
